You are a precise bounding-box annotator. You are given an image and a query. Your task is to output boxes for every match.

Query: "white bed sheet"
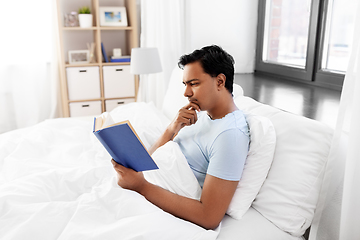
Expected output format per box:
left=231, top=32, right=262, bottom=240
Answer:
left=0, top=111, right=218, bottom=240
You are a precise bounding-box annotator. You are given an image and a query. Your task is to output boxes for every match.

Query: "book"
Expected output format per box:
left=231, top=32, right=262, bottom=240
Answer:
left=101, top=42, right=108, bottom=63
left=110, top=55, right=131, bottom=62
left=111, top=55, right=131, bottom=59
left=110, top=58, right=131, bottom=63
left=93, top=112, right=158, bottom=172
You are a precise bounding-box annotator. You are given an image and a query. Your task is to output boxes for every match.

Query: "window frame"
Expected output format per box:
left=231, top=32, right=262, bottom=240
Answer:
left=255, top=0, right=344, bottom=90
left=313, top=0, right=345, bottom=89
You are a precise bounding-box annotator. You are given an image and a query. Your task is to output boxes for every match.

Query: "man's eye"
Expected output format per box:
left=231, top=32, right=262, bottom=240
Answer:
left=190, top=83, right=198, bottom=86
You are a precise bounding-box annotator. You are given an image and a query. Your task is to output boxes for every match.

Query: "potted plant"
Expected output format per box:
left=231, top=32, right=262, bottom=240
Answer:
left=78, top=6, right=92, bottom=28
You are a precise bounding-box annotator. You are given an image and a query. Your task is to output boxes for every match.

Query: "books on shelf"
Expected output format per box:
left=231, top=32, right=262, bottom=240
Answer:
left=101, top=42, right=108, bottom=63
left=93, top=112, right=158, bottom=172
left=110, top=55, right=131, bottom=63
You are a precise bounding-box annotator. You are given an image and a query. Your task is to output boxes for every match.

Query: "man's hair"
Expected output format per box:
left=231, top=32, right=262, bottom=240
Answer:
left=178, top=45, right=235, bottom=94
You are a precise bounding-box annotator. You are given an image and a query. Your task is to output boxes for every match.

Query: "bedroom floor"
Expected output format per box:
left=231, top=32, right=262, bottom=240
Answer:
left=234, top=73, right=342, bottom=129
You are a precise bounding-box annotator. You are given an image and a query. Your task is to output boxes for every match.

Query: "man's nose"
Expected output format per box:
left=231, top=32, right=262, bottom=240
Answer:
left=184, top=85, right=193, bottom=97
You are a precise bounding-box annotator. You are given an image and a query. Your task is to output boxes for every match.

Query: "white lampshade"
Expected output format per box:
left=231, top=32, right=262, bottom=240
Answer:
left=130, top=48, right=162, bottom=74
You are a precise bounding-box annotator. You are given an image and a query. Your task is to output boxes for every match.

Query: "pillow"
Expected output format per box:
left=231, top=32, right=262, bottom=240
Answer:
left=232, top=83, right=244, bottom=99
left=110, top=102, right=170, bottom=149
left=162, top=67, right=188, bottom=121
left=234, top=96, right=333, bottom=236
left=226, top=113, right=276, bottom=219
left=144, top=141, right=202, bottom=200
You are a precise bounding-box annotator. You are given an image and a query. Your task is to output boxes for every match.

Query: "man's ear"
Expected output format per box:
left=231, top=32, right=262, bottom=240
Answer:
left=217, top=73, right=226, bottom=89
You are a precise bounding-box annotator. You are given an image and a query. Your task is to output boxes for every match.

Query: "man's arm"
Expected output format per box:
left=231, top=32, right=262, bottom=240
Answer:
left=112, top=160, right=238, bottom=230
left=148, top=127, right=176, bottom=155
left=148, top=102, right=200, bottom=155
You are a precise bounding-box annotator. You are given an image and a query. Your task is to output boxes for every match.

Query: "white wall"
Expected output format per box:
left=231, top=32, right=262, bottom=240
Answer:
left=184, top=0, right=258, bottom=73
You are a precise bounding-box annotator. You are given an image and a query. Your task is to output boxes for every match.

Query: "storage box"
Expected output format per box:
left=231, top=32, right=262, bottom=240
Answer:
left=69, top=101, right=102, bottom=117
left=105, top=98, right=135, bottom=112
left=103, top=65, right=135, bottom=98
left=66, top=67, right=101, bottom=101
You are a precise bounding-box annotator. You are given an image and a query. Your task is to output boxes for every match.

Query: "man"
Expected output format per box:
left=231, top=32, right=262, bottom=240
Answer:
left=112, top=45, right=249, bottom=230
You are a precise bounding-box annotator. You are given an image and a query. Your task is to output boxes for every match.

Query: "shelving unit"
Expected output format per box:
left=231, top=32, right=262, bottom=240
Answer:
left=56, top=0, right=139, bottom=117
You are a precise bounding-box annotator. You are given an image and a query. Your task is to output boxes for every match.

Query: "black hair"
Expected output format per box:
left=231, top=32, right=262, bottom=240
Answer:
left=178, top=45, right=235, bottom=94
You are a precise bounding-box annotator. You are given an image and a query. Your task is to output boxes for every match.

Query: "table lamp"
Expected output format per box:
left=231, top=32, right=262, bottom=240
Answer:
left=130, top=48, right=162, bottom=102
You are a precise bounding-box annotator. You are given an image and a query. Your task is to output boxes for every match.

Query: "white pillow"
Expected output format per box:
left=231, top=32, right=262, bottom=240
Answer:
left=110, top=102, right=170, bottom=149
left=232, top=83, right=244, bottom=98
left=234, top=96, right=333, bottom=236
left=226, top=113, right=276, bottom=219
left=162, top=67, right=188, bottom=121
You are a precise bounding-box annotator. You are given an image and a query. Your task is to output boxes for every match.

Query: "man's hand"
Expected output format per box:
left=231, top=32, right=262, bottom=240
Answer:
left=148, top=102, right=200, bottom=155
left=111, top=159, right=147, bottom=192
left=167, top=102, right=200, bottom=139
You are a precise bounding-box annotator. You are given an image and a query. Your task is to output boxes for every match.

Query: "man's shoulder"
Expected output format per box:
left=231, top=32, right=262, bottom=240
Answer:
left=215, top=110, right=248, bottom=130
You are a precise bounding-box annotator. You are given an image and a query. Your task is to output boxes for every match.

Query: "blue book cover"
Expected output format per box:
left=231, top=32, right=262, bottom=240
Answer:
left=101, top=42, right=108, bottom=63
left=110, top=58, right=131, bottom=62
left=93, top=119, right=158, bottom=172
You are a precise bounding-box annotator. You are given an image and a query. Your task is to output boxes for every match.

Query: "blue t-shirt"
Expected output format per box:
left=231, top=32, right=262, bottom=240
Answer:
left=174, top=110, right=250, bottom=188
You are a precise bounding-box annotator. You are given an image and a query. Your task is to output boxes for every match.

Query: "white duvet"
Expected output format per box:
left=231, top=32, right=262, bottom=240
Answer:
left=0, top=103, right=219, bottom=240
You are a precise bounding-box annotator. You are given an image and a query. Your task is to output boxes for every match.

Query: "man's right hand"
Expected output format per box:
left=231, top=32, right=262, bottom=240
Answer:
left=148, top=102, right=200, bottom=155
left=167, top=102, right=201, bottom=139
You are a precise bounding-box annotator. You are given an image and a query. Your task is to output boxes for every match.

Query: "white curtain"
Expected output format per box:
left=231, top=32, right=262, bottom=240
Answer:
left=139, top=0, right=185, bottom=109
left=184, top=0, right=258, bottom=73
left=310, top=2, right=360, bottom=239
left=0, top=0, right=61, bottom=134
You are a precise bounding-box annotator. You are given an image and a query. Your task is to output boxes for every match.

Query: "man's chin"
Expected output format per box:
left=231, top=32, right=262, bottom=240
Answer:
left=189, top=101, right=201, bottom=111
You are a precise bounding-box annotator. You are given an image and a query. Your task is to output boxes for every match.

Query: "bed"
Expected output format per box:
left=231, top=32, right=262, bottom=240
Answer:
left=0, top=68, right=336, bottom=239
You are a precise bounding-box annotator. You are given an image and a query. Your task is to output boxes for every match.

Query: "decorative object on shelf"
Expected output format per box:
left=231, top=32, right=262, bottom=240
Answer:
left=113, top=48, right=122, bottom=57
left=99, top=7, right=128, bottom=27
left=111, top=55, right=131, bottom=63
left=78, top=6, right=92, bottom=28
left=68, top=50, right=90, bottom=64
left=101, top=42, right=109, bottom=62
left=64, top=11, right=79, bottom=27
left=87, top=42, right=95, bottom=63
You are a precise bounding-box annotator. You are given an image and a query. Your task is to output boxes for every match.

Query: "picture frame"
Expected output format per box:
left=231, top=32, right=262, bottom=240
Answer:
left=99, top=7, right=128, bottom=27
left=68, top=50, right=90, bottom=64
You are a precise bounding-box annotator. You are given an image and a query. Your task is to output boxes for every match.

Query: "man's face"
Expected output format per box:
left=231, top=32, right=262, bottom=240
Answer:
left=182, top=61, right=218, bottom=112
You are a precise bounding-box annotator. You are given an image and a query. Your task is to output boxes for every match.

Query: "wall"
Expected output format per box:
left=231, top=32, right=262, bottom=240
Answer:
left=184, top=0, right=259, bottom=73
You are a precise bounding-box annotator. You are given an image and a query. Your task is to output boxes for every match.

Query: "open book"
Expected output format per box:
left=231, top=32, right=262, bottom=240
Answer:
left=93, top=112, right=158, bottom=172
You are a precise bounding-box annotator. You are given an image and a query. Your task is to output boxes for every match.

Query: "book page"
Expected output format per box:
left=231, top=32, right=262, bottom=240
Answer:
left=102, top=113, right=115, bottom=128
left=95, top=112, right=115, bottom=131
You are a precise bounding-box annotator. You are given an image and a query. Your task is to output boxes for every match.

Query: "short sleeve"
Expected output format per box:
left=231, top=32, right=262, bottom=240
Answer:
left=207, top=129, right=249, bottom=181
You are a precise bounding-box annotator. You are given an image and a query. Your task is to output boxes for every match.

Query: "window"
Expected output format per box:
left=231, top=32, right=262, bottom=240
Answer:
left=320, top=0, right=357, bottom=72
left=256, top=0, right=357, bottom=90
left=262, top=0, right=311, bottom=68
